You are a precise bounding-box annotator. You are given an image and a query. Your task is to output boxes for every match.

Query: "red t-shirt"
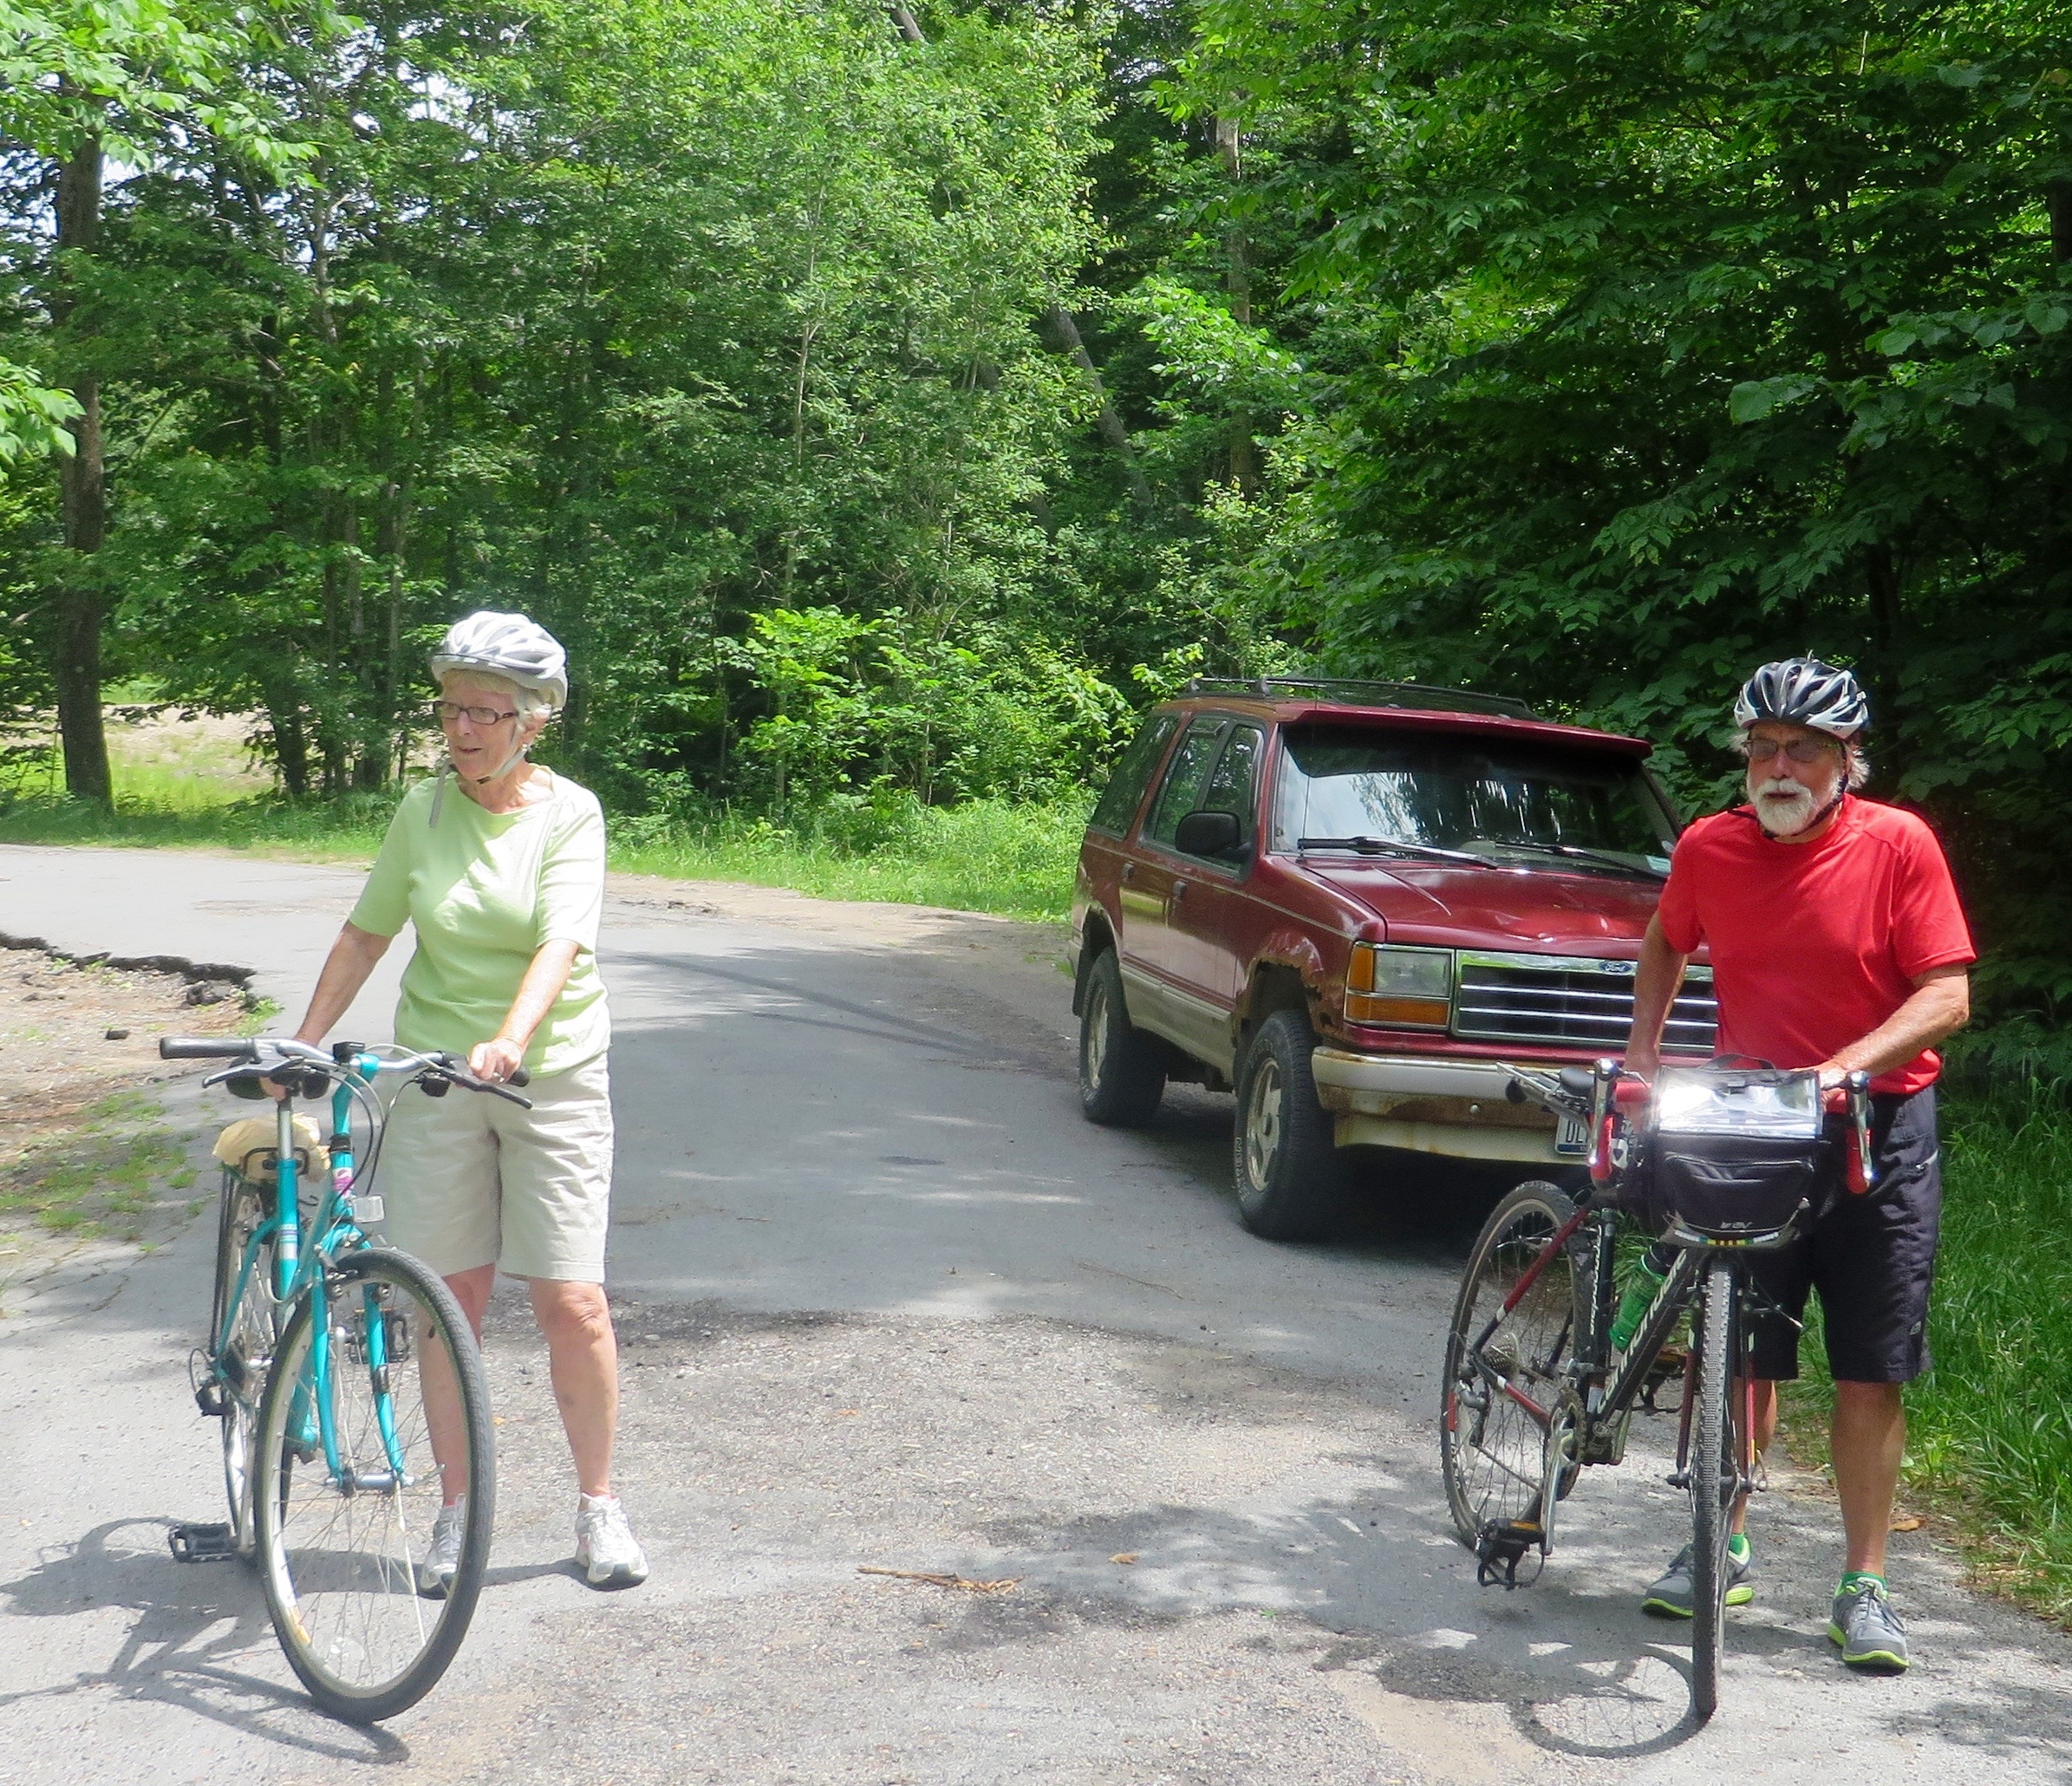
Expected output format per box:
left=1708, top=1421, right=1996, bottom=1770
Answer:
left=1656, top=797, right=1975, bottom=1094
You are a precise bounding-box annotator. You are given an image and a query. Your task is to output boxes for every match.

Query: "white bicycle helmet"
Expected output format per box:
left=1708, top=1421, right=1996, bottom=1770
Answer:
left=429, top=610, right=568, bottom=712
left=1732, top=657, right=1868, bottom=737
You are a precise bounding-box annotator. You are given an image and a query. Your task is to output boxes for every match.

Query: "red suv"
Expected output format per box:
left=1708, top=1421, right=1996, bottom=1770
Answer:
left=1071, top=678, right=1718, bottom=1238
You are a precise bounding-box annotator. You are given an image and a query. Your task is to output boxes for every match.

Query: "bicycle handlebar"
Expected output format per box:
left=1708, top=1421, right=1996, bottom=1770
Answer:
left=159, top=1037, right=532, bottom=1105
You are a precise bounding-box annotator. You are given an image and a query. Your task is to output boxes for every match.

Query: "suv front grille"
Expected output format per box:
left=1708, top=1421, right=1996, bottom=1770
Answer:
left=1452, top=950, right=1717, bottom=1053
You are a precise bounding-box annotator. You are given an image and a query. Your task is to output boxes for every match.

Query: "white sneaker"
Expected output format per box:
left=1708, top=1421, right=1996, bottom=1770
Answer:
left=419, top=1496, right=466, bottom=1597
left=573, top=1493, right=648, bottom=1587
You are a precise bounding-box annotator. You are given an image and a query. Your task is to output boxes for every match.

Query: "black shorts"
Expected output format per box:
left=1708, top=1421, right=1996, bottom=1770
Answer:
left=1745, top=1085, right=1943, bottom=1385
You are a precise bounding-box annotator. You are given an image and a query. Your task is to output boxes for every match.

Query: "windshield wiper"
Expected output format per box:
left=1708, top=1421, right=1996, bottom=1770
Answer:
left=1295, top=835, right=1486, bottom=866
left=1489, top=840, right=1669, bottom=881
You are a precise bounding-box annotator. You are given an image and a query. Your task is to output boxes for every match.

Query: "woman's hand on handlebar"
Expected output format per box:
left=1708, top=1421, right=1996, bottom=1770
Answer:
left=468, top=1036, right=526, bottom=1085
left=258, top=1029, right=329, bottom=1101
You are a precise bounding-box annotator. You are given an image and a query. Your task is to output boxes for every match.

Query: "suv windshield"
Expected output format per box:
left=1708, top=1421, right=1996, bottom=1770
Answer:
left=1270, top=726, right=1678, bottom=875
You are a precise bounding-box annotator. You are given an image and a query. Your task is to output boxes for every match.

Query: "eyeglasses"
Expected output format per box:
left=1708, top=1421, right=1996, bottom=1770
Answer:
left=1743, top=735, right=1841, bottom=765
left=432, top=699, right=518, bottom=727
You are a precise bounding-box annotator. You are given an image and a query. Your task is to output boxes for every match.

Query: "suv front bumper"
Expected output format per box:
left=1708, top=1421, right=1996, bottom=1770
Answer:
left=1308, top=1048, right=1576, bottom=1164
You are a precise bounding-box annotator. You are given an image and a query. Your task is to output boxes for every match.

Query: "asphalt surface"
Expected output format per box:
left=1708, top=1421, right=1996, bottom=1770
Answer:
left=3, top=842, right=2070, bottom=1784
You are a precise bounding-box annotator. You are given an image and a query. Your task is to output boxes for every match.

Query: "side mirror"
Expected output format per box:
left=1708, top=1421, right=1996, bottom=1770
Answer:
left=1174, top=808, right=1244, bottom=859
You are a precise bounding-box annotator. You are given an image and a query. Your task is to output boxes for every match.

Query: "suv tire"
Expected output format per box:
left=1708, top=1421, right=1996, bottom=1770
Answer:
left=1233, top=1007, right=1341, bottom=1241
left=1078, top=948, right=1165, bottom=1127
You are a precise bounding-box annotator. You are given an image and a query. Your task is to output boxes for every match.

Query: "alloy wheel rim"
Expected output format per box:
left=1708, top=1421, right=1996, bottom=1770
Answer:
left=1245, top=1058, right=1283, bottom=1185
left=1084, top=981, right=1111, bottom=1087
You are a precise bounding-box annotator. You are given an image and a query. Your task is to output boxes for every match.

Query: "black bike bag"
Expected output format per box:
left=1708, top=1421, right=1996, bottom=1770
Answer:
left=1643, top=1064, right=1829, bottom=1244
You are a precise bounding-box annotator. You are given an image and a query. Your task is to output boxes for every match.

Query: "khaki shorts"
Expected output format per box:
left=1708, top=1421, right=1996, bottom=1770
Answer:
left=376, top=1054, right=615, bottom=1281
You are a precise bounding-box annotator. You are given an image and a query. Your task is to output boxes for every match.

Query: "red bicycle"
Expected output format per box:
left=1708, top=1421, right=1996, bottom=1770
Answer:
left=1438, top=1056, right=1873, bottom=1724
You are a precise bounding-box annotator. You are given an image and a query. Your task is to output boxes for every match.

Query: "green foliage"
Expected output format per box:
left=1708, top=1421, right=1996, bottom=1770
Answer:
left=1177, top=0, right=2072, bottom=1018
left=1789, top=1092, right=2072, bottom=1626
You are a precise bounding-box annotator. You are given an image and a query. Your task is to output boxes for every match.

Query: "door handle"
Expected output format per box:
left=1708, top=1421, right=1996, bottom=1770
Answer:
left=1171, top=881, right=1188, bottom=901
left=1120, top=862, right=1136, bottom=881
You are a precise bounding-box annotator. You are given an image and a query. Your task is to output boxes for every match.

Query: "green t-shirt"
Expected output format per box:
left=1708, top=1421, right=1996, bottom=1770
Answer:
left=349, top=772, right=610, bottom=1074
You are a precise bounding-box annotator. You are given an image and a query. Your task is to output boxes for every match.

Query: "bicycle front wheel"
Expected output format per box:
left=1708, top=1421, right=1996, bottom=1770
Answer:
left=1441, top=1180, right=1587, bottom=1546
left=254, top=1246, right=494, bottom=1724
left=212, top=1168, right=278, bottom=1561
left=1688, top=1258, right=1742, bottom=1725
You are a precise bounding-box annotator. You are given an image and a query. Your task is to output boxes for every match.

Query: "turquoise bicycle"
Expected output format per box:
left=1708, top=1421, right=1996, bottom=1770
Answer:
left=163, top=1034, right=521, bottom=1724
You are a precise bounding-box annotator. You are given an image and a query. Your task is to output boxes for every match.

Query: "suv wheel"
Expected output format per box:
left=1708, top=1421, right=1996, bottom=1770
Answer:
left=1078, top=949, right=1165, bottom=1127
left=1233, top=1007, right=1342, bottom=1241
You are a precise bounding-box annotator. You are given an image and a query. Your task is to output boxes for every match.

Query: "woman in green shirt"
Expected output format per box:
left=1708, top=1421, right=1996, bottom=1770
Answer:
left=285, top=611, right=648, bottom=1592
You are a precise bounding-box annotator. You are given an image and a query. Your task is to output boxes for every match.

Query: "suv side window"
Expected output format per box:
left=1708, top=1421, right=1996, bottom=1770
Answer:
left=1144, top=718, right=1228, bottom=851
left=1196, top=724, right=1264, bottom=856
left=1087, top=712, right=1179, bottom=836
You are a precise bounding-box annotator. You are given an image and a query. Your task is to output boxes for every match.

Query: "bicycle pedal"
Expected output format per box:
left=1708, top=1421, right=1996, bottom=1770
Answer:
left=1473, top=1518, right=1542, bottom=1590
left=168, top=1522, right=238, bottom=1564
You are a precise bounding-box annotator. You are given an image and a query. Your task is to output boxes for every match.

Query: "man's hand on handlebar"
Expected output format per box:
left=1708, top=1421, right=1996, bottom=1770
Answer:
left=1621, top=1046, right=1660, bottom=1085
left=467, top=1037, right=525, bottom=1085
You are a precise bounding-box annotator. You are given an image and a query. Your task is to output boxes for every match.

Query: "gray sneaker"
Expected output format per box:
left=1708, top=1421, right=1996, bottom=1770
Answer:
left=1642, top=1541, right=1756, bottom=1618
left=418, top=1496, right=466, bottom=1598
left=1829, top=1578, right=1910, bottom=1672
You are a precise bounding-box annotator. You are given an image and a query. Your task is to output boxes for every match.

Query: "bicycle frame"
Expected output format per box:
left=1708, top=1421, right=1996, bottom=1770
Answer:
left=212, top=1053, right=410, bottom=1489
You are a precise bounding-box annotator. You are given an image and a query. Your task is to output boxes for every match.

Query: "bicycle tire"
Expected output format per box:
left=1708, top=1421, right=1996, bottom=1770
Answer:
left=254, top=1246, right=495, bottom=1724
left=1688, top=1258, right=1739, bottom=1726
left=211, top=1168, right=278, bottom=1561
left=1441, top=1181, right=1587, bottom=1546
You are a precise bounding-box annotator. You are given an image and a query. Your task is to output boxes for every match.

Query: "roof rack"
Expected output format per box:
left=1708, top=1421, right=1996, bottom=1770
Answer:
left=1183, top=676, right=1537, bottom=720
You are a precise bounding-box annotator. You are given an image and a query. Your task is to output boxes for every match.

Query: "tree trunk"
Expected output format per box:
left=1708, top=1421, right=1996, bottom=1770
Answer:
left=1865, top=542, right=1905, bottom=782
left=1215, top=115, right=1260, bottom=499
left=1038, top=304, right=1153, bottom=509
left=264, top=675, right=311, bottom=798
left=2050, top=182, right=2072, bottom=265
left=53, top=130, right=111, bottom=802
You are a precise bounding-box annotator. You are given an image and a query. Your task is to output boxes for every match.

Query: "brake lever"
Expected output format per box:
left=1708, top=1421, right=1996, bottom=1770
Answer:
left=420, top=1057, right=534, bottom=1110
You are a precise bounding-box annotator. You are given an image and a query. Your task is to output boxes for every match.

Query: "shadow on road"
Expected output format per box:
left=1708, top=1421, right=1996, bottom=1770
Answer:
left=0, top=1517, right=407, bottom=1761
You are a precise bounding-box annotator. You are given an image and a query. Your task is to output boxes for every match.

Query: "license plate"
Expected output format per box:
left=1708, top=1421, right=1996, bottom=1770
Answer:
left=1555, top=1113, right=1589, bottom=1157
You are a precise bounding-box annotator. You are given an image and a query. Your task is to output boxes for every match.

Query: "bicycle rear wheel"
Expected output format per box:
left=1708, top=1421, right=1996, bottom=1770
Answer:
left=254, top=1246, right=494, bottom=1724
left=1688, top=1258, right=1741, bottom=1725
left=1441, top=1180, right=1587, bottom=1546
left=212, top=1168, right=278, bottom=1561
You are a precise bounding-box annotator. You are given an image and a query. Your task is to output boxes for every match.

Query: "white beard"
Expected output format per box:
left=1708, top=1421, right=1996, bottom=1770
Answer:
left=1751, top=774, right=1821, bottom=836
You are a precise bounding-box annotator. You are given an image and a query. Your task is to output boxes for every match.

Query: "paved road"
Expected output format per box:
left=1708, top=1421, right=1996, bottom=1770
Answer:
left=3, top=844, right=2069, bottom=1784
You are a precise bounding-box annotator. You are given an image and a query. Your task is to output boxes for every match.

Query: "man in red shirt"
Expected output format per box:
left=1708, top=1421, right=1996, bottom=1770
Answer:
left=1625, top=658, right=1973, bottom=1673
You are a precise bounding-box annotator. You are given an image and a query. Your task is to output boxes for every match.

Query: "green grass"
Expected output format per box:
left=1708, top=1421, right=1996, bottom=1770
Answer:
left=0, top=1088, right=191, bottom=1243
left=0, top=787, right=1085, bottom=922
left=609, top=796, right=1084, bottom=922
left=0, top=791, right=395, bottom=862
left=1782, top=1092, right=2072, bottom=1626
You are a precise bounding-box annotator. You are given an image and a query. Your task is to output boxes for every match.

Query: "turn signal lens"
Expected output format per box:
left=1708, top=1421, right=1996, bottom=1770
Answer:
left=1345, top=943, right=1451, bottom=1029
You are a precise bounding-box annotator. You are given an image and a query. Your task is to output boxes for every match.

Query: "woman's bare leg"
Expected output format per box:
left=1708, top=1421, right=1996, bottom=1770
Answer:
left=529, top=1279, right=618, bottom=1498
left=421, top=1263, right=494, bottom=1502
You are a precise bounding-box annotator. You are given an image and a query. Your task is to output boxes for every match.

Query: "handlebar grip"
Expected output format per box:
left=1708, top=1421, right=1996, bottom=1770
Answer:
left=160, top=1037, right=258, bottom=1060
left=508, top=1066, right=530, bottom=1089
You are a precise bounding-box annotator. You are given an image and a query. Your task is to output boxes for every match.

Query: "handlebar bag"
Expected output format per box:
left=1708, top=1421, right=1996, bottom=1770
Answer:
left=1642, top=1066, right=1830, bottom=1243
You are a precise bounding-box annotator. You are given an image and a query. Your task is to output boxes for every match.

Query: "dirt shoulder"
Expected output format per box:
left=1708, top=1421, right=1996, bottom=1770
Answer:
left=0, top=945, right=246, bottom=1262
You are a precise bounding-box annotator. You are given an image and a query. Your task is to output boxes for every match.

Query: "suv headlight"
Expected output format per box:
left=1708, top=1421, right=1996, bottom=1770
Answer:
left=1346, top=944, right=1451, bottom=1028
